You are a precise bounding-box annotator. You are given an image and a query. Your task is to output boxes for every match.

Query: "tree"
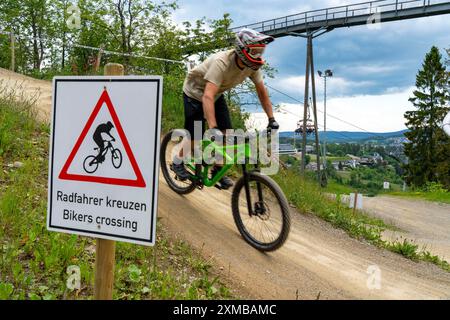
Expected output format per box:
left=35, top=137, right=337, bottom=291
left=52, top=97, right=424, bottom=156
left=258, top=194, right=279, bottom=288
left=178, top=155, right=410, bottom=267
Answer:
left=403, top=46, right=450, bottom=188
left=0, top=0, right=54, bottom=72
left=181, top=13, right=233, bottom=61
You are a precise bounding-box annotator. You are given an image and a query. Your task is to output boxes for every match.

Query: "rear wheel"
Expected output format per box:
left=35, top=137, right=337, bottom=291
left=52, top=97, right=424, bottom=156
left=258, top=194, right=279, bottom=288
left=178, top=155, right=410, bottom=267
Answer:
left=160, top=130, right=197, bottom=195
left=231, top=171, right=290, bottom=251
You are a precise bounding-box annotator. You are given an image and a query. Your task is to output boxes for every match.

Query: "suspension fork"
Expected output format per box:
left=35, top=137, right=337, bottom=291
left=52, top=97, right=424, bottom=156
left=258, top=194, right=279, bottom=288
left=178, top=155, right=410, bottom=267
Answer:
left=254, top=164, right=264, bottom=206
left=242, top=164, right=265, bottom=216
left=242, top=164, right=254, bottom=215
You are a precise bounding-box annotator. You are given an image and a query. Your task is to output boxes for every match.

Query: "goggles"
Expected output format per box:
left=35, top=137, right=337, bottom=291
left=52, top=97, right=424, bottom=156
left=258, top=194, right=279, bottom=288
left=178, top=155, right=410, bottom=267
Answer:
left=246, top=44, right=266, bottom=59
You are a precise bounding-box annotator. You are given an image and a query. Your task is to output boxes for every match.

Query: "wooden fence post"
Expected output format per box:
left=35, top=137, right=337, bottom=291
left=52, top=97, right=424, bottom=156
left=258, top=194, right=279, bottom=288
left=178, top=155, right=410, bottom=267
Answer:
left=95, top=45, right=104, bottom=73
left=353, top=191, right=358, bottom=215
left=94, top=63, right=124, bottom=300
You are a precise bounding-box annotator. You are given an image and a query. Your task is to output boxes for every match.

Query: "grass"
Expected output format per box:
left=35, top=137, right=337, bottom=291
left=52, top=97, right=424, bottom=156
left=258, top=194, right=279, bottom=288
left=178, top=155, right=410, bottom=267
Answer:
left=0, top=94, right=235, bottom=300
left=273, top=170, right=388, bottom=244
left=385, top=239, right=420, bottom=260
left=387, top=190, right=450, bottom=204
left=274, top=169, right=450, bottom=273
left=385, top=239, right=450, bottom=272
left=323, top=179, right=355, bottom=195
left=161, top=74, right=184, bottom=133
left=309, top=155, right=353, bottom=164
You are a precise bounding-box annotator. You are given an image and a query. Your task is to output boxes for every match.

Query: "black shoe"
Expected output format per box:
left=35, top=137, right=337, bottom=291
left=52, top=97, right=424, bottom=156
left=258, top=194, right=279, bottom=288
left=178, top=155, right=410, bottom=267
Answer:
left=171, top=161, right=190, bottom=181
left=211, top=166, right=234, bottom=190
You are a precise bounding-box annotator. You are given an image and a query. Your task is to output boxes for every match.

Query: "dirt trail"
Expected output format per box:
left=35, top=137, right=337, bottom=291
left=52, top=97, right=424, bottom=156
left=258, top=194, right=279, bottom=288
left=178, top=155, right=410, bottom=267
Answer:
left=3, top=67, right=450, bottom=299
left=159, top=182, right=450, bottom=299
left=363, top=195, right=450, bottom=262
left=0, top=67, right=52, bottom=122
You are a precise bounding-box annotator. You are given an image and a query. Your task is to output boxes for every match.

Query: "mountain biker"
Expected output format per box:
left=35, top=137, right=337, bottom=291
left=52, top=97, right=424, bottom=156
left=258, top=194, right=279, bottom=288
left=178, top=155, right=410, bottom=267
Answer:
left=172, top=28, right=280, bottom=189
left=93, top=121, right=115, bottom=163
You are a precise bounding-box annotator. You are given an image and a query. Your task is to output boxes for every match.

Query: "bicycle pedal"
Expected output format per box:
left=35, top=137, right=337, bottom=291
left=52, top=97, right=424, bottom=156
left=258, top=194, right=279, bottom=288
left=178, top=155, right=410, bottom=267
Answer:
left=215, top=183, right=232, bottom=190
left=174, top=175, right=188, bottom=182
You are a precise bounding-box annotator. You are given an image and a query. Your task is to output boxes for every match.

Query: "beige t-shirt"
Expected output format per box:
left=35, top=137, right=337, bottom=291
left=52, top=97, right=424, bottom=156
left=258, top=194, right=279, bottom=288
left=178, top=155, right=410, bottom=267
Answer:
left=183, top=49, right=263, bottom=101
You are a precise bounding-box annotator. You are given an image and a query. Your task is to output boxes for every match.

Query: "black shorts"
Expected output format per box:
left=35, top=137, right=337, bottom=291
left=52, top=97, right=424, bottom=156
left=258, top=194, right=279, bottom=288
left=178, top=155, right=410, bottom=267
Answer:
left=183, top=92, right=232, bottom=139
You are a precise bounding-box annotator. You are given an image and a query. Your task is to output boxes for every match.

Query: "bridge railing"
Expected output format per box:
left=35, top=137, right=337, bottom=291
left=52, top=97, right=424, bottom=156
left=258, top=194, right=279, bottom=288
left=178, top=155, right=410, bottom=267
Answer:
left=231, top=0, right=448, bottom=33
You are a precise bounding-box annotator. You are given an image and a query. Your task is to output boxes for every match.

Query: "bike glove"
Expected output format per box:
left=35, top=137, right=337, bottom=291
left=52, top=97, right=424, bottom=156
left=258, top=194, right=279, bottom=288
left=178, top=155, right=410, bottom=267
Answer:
left=208, top=127, right=223, bottom=142
left=267, top=117, right=280, bottom=130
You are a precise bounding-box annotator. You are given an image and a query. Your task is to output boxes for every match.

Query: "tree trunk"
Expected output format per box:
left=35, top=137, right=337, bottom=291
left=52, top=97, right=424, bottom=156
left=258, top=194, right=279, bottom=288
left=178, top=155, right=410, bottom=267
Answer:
left=117, top=0, right=130, bottom=70
left=31, top=14, right=40, bottom=70
left=38, top=26, right=44, bottom=70
left=62, top=30, right=66, bottom=70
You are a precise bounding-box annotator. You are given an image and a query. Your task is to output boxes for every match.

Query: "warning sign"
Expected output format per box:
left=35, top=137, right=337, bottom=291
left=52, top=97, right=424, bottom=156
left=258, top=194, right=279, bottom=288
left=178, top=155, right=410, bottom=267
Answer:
left=58, top=89, right=145, bottom=187
left=47, top=77, right=162, bottom=246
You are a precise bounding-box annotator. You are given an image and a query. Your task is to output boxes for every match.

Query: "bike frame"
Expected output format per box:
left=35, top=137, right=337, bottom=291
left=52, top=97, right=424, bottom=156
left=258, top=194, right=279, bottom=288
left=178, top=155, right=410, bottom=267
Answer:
left=91, top=141, right=115, bottom=165
left=184, top=138, right=262, bottom=216
left=102, top=141, right=113, bottom=156
left=185, top=139, right=251, bottom=186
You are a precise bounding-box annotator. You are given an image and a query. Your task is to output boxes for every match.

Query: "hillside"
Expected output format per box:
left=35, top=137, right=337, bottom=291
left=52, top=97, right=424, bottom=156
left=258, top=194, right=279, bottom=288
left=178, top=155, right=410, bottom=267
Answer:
left=280, top=130, right=408, bottom=143
left=2, top=69, right=450, bottom=299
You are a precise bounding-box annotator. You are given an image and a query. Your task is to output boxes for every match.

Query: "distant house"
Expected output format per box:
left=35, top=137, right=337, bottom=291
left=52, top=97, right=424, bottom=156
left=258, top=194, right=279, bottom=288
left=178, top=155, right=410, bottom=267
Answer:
left=344, top=159, right=358, bottom=169
left=294, top=145, right=314, bottom=157
left=359, top=157, right=373, bottom=166
left=372, top=152, right=383, bottom=162
left=346, top=154, right=361, bottom=161
left=305, top=145, right=314, bottom=153
left=332, top=161, right=341, bottom=170
left=276, top=143, right=298, bottom=155
left=306, top=162, right=324, bottom=171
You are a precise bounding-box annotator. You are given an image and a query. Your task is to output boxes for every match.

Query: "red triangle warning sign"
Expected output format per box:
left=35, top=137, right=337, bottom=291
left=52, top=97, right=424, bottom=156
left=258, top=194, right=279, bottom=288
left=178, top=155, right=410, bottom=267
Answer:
left=59, top=89, right=146, bottom=188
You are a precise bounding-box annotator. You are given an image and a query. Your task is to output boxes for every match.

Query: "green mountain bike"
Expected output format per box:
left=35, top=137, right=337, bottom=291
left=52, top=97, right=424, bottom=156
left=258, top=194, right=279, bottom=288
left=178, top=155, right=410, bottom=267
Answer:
left=160, top=129, right=291, bottom=252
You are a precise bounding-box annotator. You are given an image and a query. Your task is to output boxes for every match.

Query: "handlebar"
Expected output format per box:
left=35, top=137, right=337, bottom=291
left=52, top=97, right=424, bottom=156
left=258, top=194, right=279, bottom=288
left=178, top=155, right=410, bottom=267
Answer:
left=208, top=128, right=278, bottom=144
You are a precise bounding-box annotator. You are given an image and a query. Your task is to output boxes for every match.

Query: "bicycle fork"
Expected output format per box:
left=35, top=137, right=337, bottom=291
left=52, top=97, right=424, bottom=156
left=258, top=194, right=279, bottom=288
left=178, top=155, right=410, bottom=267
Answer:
left=242, top=165, right=265, bottom=217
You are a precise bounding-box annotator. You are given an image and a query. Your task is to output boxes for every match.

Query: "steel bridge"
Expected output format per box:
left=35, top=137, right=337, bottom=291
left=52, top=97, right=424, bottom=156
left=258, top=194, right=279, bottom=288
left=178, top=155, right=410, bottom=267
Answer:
left=231, top=0, right=450, bottom=37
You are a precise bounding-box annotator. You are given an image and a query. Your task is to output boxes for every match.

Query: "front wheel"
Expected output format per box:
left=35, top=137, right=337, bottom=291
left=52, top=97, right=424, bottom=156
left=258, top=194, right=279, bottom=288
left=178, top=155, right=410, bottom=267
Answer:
left=231, top=171, right=291, bottom=252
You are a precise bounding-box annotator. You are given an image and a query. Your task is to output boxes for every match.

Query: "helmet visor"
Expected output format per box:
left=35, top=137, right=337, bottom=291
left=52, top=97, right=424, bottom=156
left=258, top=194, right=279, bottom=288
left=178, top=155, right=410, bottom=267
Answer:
left=246, top=45, right=266, bottom=59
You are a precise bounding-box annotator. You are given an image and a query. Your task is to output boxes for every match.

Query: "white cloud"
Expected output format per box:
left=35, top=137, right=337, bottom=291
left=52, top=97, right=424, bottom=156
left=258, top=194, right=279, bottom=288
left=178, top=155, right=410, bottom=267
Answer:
left=274, top=75, right=374, bottom=97
left=343, top=63, right=402, bottom=75
left=248, top=86, right=416, bottom=132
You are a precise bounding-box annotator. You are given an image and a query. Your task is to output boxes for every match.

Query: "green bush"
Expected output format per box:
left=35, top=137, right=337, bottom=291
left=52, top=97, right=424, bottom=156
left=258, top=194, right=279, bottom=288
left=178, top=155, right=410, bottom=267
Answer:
left=422, top=182, right=448, bottom=193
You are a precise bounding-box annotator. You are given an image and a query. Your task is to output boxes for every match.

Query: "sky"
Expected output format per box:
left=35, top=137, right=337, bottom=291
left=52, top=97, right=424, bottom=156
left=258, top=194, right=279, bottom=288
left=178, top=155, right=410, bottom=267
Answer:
left=171, top=0, right=450, bottom=132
